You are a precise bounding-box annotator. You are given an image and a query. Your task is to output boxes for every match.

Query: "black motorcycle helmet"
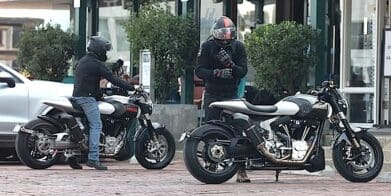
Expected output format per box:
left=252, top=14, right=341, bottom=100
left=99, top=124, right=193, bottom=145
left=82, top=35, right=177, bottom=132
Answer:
left=211, top=16, right=236, bottom=46
left=87, top=36, right=112, bottom=62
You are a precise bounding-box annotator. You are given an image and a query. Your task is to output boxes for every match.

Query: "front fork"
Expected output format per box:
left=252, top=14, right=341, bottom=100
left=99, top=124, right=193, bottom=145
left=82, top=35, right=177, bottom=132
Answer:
left=138, top=114, right=159, bottom=142
left=328, top=92, right=361, bottom=149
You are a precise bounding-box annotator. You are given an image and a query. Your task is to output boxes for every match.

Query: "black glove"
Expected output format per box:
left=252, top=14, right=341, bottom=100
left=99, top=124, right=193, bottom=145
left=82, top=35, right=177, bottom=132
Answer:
left=214, top=68, right=233, bottom=79
left=217, top=49, right=234, bottom=68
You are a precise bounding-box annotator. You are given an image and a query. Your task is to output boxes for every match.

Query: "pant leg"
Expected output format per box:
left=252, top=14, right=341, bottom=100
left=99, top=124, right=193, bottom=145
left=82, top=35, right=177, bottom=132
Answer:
left=74, top=97, right=102, bottom=161
left=203, top=92, right=221, bottom=121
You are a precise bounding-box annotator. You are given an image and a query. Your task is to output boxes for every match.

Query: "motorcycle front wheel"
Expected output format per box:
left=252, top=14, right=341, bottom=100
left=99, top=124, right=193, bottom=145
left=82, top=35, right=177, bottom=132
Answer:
left=183, top=130, right=239, bottom=184
left=134, top=128, right=175, bottom=169
left=332, top=132, right=383, bottom=182
left=15, top=119, right=61, bottom=169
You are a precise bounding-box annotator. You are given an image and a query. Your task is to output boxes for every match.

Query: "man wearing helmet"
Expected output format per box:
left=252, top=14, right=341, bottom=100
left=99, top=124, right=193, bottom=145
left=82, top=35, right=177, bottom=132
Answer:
left=195, top=16, right=250, bottom=182
left=71, top=36, right=134, bottom=170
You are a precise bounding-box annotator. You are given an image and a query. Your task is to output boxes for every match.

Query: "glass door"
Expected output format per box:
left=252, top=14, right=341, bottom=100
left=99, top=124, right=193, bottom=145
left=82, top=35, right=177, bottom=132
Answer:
left=341, top=0, right=378, bottom=124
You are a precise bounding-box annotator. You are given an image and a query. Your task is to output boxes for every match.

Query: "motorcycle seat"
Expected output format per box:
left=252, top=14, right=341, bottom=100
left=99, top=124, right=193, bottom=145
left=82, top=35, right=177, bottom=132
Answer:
left=243, top=100, right=278, bottom=113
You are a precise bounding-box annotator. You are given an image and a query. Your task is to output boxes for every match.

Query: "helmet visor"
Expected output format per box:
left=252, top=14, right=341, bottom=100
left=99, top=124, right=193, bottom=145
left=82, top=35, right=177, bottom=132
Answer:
left=212, top=27, right=235, bottom=40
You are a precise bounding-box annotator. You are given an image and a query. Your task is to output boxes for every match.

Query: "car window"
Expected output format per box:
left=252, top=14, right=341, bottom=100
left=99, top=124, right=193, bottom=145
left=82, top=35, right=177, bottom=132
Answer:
left=0, top=66, right=23, bottom=83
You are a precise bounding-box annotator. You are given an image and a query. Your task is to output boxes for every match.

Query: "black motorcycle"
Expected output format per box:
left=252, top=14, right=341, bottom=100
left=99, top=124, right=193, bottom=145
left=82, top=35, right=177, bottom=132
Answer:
left=182, top=80, right=383, bottom=183
left=15, top=86, right=176, bottom=169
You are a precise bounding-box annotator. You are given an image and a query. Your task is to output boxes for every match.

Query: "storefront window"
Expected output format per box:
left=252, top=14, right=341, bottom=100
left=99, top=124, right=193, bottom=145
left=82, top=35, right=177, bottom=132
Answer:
left=237, top=1, right=255, bottom=41
left=341, top=0, right=377, bottom=124
left=345, top=93, right=374, bottom=123
left=346, top=0, right=376, bottom=88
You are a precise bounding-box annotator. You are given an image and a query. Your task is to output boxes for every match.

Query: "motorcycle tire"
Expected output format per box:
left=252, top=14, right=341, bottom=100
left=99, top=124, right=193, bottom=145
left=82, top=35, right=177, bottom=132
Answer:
left=332, top=132, right=383, bottom=182
left=15, top=119, right=61, bottom=169
left=183, top=129, right=239, bottom=184
left=134, top=128, right=175, bottom=169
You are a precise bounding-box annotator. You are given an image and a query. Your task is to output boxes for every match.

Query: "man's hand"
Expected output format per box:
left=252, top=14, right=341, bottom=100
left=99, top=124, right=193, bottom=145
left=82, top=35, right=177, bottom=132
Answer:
left=217, top=49, right=234, bottom=68
left=214, top=68, right=233, bottom=79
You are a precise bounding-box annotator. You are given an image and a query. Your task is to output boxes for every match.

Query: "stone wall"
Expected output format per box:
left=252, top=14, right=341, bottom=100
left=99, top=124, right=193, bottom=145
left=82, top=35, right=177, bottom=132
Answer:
left=150, top=104, right=199, bottom=150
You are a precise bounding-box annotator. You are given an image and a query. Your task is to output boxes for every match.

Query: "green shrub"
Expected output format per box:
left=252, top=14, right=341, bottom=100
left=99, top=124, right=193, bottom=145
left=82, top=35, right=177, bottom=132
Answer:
left=123, top=3, right=199, bottom=103
left=245, top=21, right=319, bottom=99
left=16, top=23, right=77, bottom=82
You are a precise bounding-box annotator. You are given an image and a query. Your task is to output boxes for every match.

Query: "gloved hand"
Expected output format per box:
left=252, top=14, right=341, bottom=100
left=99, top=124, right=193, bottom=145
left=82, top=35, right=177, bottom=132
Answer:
left=217, top=49, right=234, bottom=68
left=214, top=68, right=233, bottom=79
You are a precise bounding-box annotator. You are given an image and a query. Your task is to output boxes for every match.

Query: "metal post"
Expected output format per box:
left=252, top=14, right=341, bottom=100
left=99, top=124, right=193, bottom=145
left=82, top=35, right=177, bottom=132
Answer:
left=179, top=0, right=194, bottom=104
left=76, top=0, right=87, bottom=60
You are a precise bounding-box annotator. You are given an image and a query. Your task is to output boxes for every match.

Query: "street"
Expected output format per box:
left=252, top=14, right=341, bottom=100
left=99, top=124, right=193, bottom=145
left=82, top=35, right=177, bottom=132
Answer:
left=1, top=157, right=391, bottom=196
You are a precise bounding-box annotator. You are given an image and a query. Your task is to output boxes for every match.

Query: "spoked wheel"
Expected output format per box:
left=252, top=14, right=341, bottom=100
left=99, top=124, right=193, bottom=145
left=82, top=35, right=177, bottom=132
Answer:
left=15, top=119, right=61, bottom=169
left=184, top=130, right=239, bottom=184
left=135, top=128, right=175, bottom=169
left=333, top=132, right=383, bottom=182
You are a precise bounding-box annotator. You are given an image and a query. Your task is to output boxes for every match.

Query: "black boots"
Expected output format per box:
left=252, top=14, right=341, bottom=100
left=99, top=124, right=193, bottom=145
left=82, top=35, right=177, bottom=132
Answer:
left=86, top=160, right=108, bottom=170
left=67, top=156, right=82, bottom=170
left=236, top=167, right=251, bottom=183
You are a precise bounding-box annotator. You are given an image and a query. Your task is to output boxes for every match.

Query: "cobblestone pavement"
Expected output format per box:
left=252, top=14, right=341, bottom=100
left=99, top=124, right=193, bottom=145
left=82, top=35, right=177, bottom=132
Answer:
left=1, top=158, right=391, bottom=196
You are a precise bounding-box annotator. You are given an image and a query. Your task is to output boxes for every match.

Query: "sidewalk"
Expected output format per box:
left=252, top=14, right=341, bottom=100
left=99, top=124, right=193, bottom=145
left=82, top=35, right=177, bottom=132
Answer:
left=1, top=157, right=391, bottom=196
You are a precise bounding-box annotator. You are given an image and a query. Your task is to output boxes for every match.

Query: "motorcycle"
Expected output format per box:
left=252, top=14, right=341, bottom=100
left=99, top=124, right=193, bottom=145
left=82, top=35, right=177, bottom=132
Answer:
left=15, top=86, right=176, bottom=170
left=181, top=80, right=383, bottom=183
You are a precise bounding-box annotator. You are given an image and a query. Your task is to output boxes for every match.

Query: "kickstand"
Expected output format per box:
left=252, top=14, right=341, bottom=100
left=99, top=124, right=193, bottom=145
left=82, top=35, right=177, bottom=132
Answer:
left=275, top=170, right=281, bottom=182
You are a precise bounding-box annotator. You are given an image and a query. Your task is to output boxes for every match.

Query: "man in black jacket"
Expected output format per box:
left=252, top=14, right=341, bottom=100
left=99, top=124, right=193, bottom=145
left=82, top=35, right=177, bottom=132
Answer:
left=195, top=16, right=249, bottom=182
left=71, top=36, right=134, bottom=170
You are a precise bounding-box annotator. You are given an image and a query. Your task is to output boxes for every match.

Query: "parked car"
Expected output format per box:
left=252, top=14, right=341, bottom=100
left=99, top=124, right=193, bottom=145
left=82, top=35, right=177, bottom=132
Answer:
left=0, top=63, right=73, bottom=160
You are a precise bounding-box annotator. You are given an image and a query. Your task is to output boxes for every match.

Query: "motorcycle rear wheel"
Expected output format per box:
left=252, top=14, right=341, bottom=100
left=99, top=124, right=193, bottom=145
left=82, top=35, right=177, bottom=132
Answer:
left=15, top=119, right=61, bottom=169
left=183, top=130, right=239, bottom=184
left=134, top=128, right=175, bottom=169
left=332, top=132, right=383, bottom=182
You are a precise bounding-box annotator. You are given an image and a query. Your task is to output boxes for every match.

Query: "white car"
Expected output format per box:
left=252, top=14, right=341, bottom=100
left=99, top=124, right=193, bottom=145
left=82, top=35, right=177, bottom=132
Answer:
left=0, top=63, right=73, bottom=160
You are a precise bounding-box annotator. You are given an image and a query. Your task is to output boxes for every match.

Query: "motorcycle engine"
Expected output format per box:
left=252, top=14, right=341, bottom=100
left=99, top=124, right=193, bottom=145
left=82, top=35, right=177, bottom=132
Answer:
left=101, top=116, right=126, bottom=154
left=259, top=116, right=319, bottom=161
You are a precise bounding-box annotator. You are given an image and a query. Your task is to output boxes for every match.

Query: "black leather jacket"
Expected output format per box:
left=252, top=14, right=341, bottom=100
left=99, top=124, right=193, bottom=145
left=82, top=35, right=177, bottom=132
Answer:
left=72, top=53, right=134, bottom=99
left=195, top=39, right=248, bottom=97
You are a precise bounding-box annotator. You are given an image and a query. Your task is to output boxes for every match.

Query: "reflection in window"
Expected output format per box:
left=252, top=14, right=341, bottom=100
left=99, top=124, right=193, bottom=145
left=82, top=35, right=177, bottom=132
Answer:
left=116, top=20, right=129, bottom=51
left=99, top=19, right=110, bottom=42
left=346, top=93, right=374, bottom=123
left=347, top=0, right=376, bottom=88
left=237, top=1, right=255, bottom=41
left=0, top=27, right=10, bottom=49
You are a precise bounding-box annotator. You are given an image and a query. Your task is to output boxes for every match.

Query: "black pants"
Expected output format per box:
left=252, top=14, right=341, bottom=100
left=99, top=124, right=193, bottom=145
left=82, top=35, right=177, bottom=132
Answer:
left=203, top=92, right=237, bottom=122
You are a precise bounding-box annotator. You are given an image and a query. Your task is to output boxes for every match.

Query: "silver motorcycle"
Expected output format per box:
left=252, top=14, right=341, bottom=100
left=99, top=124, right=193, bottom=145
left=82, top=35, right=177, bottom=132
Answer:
left=15, top=86, right=176, bottom=169
left=182, top=80, right=383, bottom=183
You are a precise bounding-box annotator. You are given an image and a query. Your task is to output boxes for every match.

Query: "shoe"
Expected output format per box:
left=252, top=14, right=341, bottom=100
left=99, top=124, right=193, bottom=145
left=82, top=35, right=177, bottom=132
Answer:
left=86, top=160, right=108, bottom=170
left=236, top=168, right=251, bottom=183
left=67, top=156, right=82, bottom=170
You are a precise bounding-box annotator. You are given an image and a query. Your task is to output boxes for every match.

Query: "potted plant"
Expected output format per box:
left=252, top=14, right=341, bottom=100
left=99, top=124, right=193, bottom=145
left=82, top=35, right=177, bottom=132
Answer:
left=123, top=3, right=199, bottom=103
left=245, top=21, right=319, bottom=99
left=16, top=23, right=77, bottom=82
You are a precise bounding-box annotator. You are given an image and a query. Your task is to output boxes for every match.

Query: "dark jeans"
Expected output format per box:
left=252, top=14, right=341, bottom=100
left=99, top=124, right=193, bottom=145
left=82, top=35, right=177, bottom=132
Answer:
left=203, top=92, right=238, bottom=122
left=72, top=97, right=102, bottom=161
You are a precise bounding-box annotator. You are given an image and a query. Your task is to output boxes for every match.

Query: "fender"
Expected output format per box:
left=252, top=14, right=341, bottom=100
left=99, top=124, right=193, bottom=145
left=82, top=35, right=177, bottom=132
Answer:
left=187, top=120, right=236, bottom=141
left=333, top=128, right=367, bottom=147
left=36, top=115, right=65, bottom=133
left=133, top=122, right=165, bottom=141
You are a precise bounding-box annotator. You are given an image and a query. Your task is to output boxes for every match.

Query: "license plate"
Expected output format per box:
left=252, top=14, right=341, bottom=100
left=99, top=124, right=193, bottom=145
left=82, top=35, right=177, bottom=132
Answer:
left=178, top=132, right=187, bottom=142
left=12, top=124, right=22, bottom=132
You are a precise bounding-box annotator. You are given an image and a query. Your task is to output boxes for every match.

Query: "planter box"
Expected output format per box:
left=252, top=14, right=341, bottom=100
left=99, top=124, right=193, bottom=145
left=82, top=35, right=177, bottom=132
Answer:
left=150, top=104, right=199, bottom=150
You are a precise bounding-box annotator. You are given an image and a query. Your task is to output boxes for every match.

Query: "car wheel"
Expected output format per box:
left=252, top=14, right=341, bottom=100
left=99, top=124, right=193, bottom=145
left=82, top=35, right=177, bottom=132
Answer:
left=0, top=148, right=19, bottom=161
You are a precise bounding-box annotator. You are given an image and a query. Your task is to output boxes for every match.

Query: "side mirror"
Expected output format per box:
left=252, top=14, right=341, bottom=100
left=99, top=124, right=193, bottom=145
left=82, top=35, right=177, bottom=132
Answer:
left=0, top=77, right=16, bottom=88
